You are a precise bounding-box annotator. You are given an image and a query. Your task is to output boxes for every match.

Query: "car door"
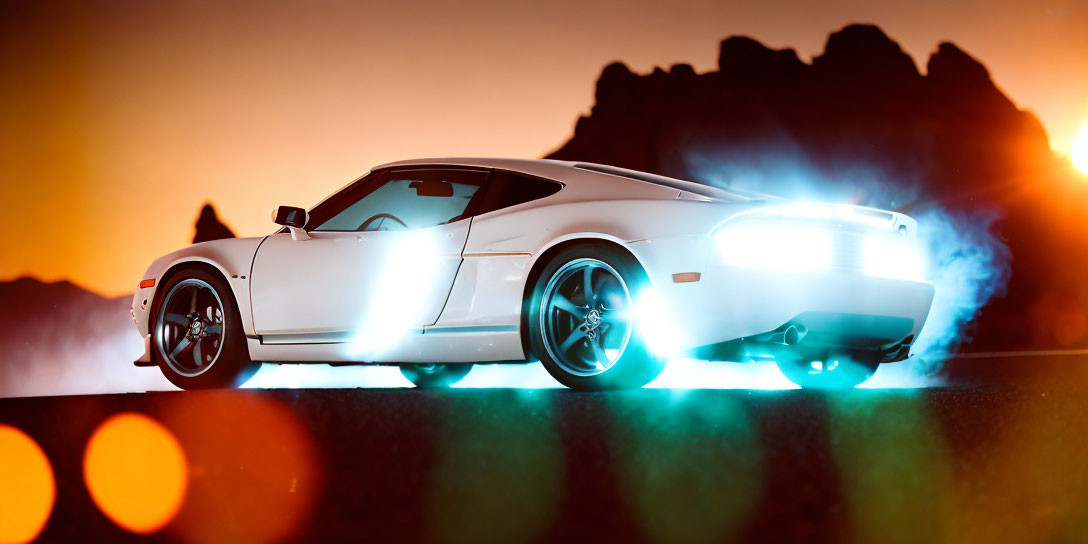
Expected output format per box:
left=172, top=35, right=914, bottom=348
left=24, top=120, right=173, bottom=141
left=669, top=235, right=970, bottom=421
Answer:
left=249, top=167, right=490, bottom=352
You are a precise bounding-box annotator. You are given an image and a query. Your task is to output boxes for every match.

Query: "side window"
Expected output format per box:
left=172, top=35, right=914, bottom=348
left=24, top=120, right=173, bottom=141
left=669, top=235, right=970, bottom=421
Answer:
left=310, top=169, right=487, bottom=232
left=473, top=171, right=563, bottom=216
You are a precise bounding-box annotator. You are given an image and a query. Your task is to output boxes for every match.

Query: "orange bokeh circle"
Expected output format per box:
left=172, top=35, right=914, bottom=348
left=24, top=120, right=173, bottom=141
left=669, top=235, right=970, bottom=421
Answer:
left=0, top=425, right=55, bottom=543
left=162, top=391, right=322, bottom=544
left=83, top=412, right=188, bottom=534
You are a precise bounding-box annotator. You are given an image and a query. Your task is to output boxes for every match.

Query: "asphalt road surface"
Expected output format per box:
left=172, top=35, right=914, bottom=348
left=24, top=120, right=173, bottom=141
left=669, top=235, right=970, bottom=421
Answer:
left=4, top=356, right=1088, bottom=543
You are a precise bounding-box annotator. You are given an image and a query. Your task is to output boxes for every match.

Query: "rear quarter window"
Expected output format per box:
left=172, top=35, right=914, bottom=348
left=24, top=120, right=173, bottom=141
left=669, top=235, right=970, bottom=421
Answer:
left=473, top=171, right=562, bottom=216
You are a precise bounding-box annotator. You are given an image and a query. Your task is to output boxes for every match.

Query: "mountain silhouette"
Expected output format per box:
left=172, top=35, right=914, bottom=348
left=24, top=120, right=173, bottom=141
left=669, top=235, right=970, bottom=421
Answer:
left=0, top=203, right=235, bottom=395
left=549, top=23, right=1088, bottom=353
left=0, top=277, right=168, bottom=396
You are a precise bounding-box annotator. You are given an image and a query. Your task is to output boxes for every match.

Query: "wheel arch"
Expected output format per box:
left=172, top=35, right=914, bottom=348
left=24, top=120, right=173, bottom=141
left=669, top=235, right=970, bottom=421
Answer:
left=518, top=235, right=648, bottom=359
left=151, top=259, right=252, bottom=361
left=158, top=258, right=232, bottom=286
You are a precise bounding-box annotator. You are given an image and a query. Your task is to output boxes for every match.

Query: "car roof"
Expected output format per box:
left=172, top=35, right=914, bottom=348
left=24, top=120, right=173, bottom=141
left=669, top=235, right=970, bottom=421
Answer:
left=374, top=157, right=762, bottom=201
left=375, top=157, right=577, bottom=178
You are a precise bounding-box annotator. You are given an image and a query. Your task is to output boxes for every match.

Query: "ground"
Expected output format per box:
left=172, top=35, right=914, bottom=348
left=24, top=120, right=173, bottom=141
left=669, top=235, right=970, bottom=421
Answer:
left=5, top=362, right=1088, bottom=543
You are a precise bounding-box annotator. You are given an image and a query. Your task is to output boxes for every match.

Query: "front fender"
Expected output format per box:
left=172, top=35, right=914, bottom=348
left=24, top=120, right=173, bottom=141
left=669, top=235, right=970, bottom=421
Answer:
left=132, top=237, right=267, bottom=338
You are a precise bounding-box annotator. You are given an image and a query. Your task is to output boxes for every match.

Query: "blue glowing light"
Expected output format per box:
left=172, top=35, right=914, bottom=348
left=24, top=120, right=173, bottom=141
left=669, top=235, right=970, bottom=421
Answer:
left=242, top=364, right=413, bottom=389
left=452, top=363, right=561, bottom=389
left=646, top=358, right=798, bottom=390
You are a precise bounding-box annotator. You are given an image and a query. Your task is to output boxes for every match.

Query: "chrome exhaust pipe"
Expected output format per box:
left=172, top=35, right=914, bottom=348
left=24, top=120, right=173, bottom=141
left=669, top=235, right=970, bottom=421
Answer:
left=783, top=324, right=801, bottom=346
left=775, top=323, right=808, bottom=346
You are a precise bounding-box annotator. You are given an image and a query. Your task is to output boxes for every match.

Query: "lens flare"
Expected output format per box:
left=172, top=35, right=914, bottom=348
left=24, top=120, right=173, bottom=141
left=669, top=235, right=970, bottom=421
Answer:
left=609, top=392, right=761, bottom=543
left=163, top=391, right=322, bottom=544
left=1073, top=124, right=1088, bottom=175
left=0, top=426, right=55, bottom=543
left=83, top=413, right=187, bottom=534
left=345, top=230, right=443, bottom=360
left=427, top=394, right=562, bottom=543
left=828, top=393, right=951, bottom=541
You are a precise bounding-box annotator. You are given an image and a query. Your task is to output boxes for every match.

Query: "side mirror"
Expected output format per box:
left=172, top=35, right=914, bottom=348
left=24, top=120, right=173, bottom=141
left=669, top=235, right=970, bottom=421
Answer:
left=408, top=179, right=454, bottom=197
left=272, top=205, right=307, bottom=228
left=271, top=206, right=311, bottom=241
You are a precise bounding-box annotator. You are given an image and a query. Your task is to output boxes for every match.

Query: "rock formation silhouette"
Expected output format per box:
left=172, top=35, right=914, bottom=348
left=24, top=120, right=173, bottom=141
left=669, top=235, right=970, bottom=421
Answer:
left=193, top=203, right=236, bottom=244
left=549, top=23, right=1088, bottom=353
left=551, top=24, right=1054, bottom=202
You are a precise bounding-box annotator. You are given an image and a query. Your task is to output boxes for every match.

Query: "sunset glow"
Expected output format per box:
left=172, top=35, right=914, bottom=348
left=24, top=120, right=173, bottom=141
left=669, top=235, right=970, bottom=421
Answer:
left=2, top=1, right=1087, bottom=296
left=1074, top=124, right=1088, bottom=175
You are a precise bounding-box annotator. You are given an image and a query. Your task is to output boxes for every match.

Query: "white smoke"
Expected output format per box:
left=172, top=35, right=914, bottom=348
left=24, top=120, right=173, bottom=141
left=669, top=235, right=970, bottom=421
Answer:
left=0, top=291, right=173, bottom=398
left=909, top=207, right=1009, bottom=371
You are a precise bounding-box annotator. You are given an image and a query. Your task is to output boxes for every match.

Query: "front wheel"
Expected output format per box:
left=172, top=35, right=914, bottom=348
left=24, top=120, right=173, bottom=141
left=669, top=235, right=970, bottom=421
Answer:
left=776, top=350, right=879, bottom=389
left=152, top=267, right=259, bottom=390
left=400, top=363, right=473, bottom=388
left=529, top=244, right=665, bottom=391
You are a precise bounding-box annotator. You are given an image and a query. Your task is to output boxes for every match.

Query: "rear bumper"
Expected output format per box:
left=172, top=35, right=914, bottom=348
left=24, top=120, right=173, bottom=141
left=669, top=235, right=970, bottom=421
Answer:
left=656, top=265, right=935, bottom=352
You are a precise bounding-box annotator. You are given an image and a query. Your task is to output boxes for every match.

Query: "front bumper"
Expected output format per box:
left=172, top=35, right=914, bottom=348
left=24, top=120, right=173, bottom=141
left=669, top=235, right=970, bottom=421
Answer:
left=134, top=334, right=154, bottom=366
left=655, top=265, right=935, bottom=352
left=132, top=281, right=157, bottom=366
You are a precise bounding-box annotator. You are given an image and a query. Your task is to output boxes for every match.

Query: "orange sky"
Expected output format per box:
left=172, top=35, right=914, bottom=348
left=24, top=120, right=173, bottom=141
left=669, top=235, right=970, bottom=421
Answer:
left=2, top=0, right=1086, bottom=296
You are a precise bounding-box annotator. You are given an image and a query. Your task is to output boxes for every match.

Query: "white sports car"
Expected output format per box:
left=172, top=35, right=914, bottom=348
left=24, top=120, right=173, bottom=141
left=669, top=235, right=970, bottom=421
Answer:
left=132, top=158, right=934, bottom=391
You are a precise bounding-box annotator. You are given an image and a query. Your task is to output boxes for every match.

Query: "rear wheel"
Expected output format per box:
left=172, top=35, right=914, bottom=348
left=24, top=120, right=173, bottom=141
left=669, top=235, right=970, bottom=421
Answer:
left=152, top=267, right=258, bottom=390
left=400, top=363, right=473, bottom=388
left=776, top=349, right=879, bottom=389
left=529, top=244, right=665, bottom=391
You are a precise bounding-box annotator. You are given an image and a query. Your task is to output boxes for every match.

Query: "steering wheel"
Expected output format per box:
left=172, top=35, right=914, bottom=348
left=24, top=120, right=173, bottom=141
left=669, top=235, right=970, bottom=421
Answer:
left=358, top=213, right=408, bottom=232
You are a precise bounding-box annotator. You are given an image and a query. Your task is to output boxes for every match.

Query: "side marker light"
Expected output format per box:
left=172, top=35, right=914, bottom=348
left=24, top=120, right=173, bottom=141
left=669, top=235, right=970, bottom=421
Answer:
left=672, top=272, right=701, bottom=283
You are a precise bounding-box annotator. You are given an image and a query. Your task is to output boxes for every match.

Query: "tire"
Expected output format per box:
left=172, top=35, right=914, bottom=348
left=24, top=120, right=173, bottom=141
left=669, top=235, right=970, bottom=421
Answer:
left=529, top=244, right=665, bottom=391
left=152, top=267, right=259, bottom=390
left=400, top=363, right=473, bottom=388
left=775, top=349, right=879, bottom=390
